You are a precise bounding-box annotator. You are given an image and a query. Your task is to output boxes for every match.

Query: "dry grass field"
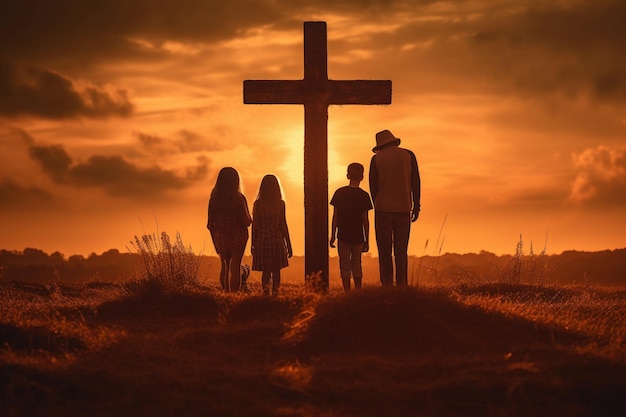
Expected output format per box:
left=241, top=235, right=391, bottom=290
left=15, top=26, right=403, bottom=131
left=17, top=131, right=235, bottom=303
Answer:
left=1, top=278, right=625, bottom=417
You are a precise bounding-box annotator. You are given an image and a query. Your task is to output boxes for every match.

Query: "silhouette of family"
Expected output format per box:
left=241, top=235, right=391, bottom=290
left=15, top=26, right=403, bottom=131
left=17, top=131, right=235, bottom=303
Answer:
left=207, top=129, right=420, bottom=294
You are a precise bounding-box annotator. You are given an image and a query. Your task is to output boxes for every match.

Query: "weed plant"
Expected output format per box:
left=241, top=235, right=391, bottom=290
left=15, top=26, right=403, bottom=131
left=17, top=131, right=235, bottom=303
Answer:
left=426, top=235, right=551, bottom=287
left=495, top=235, right=549, bottom=285
left=127, top=232, right=200, bottom=293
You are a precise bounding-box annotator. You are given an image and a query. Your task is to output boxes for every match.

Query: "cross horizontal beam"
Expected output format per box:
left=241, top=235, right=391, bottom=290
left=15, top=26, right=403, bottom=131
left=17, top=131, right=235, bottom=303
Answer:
left=244, top=80, right=392, bottom=105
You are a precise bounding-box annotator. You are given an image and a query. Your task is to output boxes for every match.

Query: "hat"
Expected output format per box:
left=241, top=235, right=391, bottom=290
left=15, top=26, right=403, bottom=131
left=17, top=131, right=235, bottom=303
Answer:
left=373, top=129, right=401, bottom=152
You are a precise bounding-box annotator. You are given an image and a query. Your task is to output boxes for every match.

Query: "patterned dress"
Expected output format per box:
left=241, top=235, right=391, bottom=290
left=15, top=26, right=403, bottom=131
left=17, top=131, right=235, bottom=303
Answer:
left=252, top=200, right=289, bottom=271
left=207, top=193, right=252, bottom=254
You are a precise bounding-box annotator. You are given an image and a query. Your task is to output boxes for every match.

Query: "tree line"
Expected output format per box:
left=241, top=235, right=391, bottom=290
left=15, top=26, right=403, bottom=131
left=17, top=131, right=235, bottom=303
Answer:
left=1, top=247, right=625, bottom=286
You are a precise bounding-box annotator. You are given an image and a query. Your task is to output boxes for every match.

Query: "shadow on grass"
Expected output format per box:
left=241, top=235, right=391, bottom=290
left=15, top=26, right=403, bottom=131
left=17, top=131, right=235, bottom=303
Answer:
left=94, top=282, right=221, bottom=326
left=286, top=287, right=626, bottom=417
left=294, top=286, right=590, bottom=357
left=227, top=295, right=304, bottom=324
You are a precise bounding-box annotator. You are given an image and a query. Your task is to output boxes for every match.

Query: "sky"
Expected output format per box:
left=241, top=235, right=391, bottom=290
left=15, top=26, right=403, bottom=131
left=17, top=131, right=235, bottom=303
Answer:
left=1, top=0, right=625, bottom=259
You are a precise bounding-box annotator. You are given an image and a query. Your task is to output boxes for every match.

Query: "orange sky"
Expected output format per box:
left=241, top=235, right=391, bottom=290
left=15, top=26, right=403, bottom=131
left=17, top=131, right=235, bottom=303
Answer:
left=1, top=0, right=625, bottom=258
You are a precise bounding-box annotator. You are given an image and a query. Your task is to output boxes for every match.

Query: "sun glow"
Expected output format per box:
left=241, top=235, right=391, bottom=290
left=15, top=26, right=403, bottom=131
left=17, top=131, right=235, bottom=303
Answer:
left=278, top=128, right=347, bottom=188
left=278, top=127, right=304, bottom=185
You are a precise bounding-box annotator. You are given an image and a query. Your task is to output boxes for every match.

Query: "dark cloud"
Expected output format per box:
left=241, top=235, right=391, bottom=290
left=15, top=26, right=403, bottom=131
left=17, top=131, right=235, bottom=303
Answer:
left=176, top=130, right=217, bottom=152
left=468, top=2, right=626, bottom=102
left=134, top=129, right=227, bottom=155
left=136, top=132, right=164, bottom=149
left=69, top=155, right=195, bottom=196
left=0, top=62, right=133, bottom=119
left=348, top=1, right=626, bottom=106
left=0, top=178, right=53, bottom=207
left=0, top=0, right=461, bottom=67
left=185, top=155, right=210, bottom=181
left=4, top=1, right=624, bottom=107
left=569, top=146, right=626, bottom=206
left=593, top=73, right=626, bottom=101
left=28, top=144, right=73, bottom=181
left=28, top=144, right=208, bottom=197
left=0, top=0, right=282, bottom=63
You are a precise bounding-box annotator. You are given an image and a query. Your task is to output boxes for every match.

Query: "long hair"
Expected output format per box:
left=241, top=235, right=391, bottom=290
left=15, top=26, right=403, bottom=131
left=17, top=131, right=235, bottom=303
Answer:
left=210, top=167, right=242, bottom=210
left=254, top=174, right=284, bottom=217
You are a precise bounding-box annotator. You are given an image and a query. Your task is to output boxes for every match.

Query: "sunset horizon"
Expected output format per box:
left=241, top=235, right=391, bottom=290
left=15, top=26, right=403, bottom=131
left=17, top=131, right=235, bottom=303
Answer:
left=1, top=1, right=625, bottom=259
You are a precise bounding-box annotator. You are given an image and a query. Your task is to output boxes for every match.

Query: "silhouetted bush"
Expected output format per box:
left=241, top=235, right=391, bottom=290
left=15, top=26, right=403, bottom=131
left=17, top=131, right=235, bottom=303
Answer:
left=127, top=232, right=201, bottom=293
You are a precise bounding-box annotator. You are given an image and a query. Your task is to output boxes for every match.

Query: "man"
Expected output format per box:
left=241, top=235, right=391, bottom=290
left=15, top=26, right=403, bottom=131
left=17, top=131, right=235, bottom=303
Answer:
left=369, top=129, right=421, bottom=286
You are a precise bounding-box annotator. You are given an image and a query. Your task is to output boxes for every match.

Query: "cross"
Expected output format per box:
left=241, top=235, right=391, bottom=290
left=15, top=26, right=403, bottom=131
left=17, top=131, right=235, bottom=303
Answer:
left=243, top=21, right=392, bottom=291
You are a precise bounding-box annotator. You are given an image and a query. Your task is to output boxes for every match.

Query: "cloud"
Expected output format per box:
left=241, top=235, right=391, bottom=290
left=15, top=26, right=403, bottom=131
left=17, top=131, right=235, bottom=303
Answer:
left=337, top=1, right=625, bottom=106
left=28, top=145, right=73, bottom=181
left=0, top=62, right=133, bottom=119
left=134, top=129, right=227, bottom=155
left=0, top=178, right=53, bottom=208
left=569, top=146, right=626, bottom=205
left=466, top=1, right=626, bottom=102
left=0, top=1, right=283, bottom=64
left=28, top=144, right=208, bottom=197
left=3, top=1, right=624, bottom=108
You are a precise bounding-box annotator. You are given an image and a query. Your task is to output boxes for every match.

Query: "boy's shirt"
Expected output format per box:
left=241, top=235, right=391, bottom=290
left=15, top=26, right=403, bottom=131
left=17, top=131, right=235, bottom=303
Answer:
left=330, top=186, right=373, bottom=244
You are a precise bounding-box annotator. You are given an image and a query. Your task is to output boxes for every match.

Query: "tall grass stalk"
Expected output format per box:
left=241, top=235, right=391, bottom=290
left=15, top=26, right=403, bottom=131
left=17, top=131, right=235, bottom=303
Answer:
left=497, top=234, right=549, bottom=285
left=431, top=214, right=448, bottom=284
left=410, top=239, right=429, bottom=286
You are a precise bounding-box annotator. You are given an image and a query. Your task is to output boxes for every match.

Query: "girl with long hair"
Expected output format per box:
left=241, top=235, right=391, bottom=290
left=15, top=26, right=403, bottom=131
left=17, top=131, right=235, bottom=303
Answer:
left=252, top=174, right=293, bottom=296
left=207, top=167, right=252, bottom=292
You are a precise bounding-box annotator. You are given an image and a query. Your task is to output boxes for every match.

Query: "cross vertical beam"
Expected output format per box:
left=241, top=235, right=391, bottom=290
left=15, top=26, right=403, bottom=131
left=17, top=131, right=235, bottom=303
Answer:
left=305, top=20, right=327, bottom=81
left=243, top=21, right=392, bottom=291
left=304, top=22, right=329, bottom=291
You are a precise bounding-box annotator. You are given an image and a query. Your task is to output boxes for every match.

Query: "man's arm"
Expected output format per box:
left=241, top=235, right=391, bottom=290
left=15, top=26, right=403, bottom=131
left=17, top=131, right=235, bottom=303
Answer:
left=369, top=156, right=378, bottom=204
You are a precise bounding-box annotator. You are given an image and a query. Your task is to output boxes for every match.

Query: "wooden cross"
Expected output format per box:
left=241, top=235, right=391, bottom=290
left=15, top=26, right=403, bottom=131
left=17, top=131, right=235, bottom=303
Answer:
left=243, top=21, right=391, bottom=291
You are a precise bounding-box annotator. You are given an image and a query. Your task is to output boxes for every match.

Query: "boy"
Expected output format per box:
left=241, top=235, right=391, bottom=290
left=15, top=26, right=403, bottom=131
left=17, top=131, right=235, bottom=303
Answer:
left=330, top=163, right=373, bottom=291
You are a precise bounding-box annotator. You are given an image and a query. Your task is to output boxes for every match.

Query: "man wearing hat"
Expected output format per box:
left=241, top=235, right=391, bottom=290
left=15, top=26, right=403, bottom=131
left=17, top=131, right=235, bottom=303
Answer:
left=369, top=129, right=421, bottom=287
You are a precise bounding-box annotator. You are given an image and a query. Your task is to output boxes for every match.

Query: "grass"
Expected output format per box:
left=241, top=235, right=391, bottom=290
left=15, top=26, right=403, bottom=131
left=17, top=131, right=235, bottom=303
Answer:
left=450, top=283, right=626, bottom=362
left=1, top=233, right=625, bottom=416
left=1, top=279, right=625, bottom=416
left=414, top=234, right=552, bottom=287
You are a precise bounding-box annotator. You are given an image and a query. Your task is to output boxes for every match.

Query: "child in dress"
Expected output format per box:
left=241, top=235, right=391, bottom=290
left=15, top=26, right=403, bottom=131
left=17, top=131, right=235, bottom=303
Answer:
left=207, top=167, right=252, bottom=292
left=252, top=174, right=293, bottom=296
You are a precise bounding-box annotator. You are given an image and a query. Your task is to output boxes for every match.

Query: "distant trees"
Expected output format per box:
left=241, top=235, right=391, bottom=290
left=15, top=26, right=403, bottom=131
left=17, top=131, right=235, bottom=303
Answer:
left=410, top=249, right=626, bottom=286
left=0, top=247, right=624, bottom=286
left=0, top=248, right=136, bottom=282
left=555, top=249, right=626, bottom=285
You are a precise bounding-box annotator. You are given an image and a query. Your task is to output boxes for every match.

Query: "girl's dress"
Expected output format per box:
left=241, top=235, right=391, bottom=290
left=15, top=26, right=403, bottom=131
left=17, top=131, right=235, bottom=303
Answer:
left=252, top=200, right=289, bottom=271
left=207, top=193, right=251, bottom=254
